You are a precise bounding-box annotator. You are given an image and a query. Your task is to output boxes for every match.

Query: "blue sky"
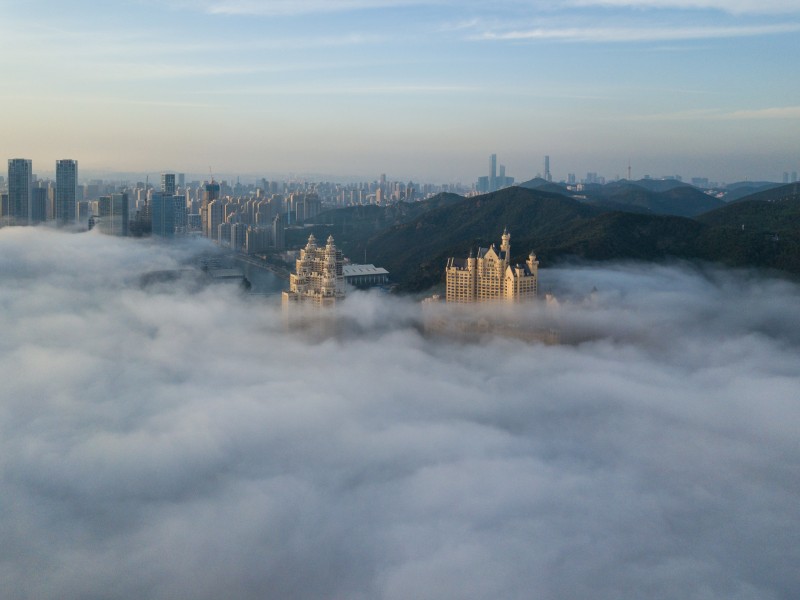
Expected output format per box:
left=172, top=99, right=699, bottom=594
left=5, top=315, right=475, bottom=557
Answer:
left=1, top=0, right=798, bottom=183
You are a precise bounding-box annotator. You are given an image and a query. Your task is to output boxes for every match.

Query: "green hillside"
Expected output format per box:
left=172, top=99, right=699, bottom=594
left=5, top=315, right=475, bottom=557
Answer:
left=694, top=189, right=800, bottom=273
left=285, top=192, right=465, bottom=255
left=520, top=177, right=724, bottom=217
left=279, top=183, right=800, bottom=292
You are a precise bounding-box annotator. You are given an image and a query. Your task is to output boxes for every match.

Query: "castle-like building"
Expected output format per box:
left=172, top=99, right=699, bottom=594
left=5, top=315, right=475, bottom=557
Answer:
left=445, top=229, right=538, bottom=302
left=282, top=234, right=346, bottom=307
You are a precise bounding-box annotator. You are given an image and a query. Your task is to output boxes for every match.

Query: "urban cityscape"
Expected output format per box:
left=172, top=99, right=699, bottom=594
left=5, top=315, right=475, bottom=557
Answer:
left=5, top=154, right=797, bottom=237
left=2, top=0, right=800, bottom=599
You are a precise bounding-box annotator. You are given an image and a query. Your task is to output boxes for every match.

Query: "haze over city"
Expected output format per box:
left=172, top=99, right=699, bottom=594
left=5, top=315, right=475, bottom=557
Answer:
left=2, top=1, right=800, bottom=599
left=1, top=0, right=799, bottom=182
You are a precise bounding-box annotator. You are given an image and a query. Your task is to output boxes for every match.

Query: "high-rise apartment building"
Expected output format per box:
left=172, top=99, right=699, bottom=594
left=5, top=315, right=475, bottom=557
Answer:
left=8, top=158, right=32, bottom=225
left=445, top=230, right=538, bottom=302
left=201, top=180, right=221, bottom=237
left=161, top=173, right=176, bottom=196
left=31, top=187, right=48, bottom=224
left=282, top=234, right=345, bottom=307
left=151, top=192, right=176, bottom=237
left=206, top=199, right=225, bottom=241
left=55, top=159, right=78, bottom=225
left=96, top=193, right=129, bottom=236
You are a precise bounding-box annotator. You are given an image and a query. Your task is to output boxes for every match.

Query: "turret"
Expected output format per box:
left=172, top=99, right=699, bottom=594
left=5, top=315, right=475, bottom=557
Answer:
left=527, top=250, right=539, bottom=281
left=500, top=228, right=511, bottom=266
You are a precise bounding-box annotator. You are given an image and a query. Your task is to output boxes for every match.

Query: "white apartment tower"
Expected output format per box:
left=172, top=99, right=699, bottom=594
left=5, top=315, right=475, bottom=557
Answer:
left=282, top=234, right=346, bottom=307
left=445, top=229, right=538, bottom=302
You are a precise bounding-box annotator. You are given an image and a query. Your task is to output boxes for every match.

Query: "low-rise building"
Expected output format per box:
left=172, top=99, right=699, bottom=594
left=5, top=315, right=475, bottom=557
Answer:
left=343, top=264, right=389, bottom=288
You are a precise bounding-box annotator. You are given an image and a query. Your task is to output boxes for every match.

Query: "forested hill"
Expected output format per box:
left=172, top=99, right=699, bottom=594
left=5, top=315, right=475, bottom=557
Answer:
left=366, top=186, right=800, bottom=291
left=286, top=184, right=800, bottom=292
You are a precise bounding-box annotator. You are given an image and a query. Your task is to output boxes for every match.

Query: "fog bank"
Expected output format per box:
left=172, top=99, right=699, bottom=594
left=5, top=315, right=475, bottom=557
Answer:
left=1, top=228, right=798, bottom=600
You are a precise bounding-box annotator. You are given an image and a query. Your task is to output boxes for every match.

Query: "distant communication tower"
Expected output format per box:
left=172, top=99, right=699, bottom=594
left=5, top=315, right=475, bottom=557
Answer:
left=544, top=155, right=552, bottom=182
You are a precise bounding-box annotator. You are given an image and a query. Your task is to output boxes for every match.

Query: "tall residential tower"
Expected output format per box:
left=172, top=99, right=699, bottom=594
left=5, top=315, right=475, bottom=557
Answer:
left=55, top=159, right=78, bottom=225
left=8, top=159, right=33, bottom=225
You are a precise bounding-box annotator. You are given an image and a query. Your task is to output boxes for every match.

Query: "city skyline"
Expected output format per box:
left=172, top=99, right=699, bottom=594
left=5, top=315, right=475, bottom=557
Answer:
left=0, top=1, right=798, bottom=182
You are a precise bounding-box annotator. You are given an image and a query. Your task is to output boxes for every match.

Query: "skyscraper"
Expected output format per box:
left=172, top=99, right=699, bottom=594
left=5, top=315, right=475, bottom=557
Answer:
left=490, top=154, right=497, bottom=192
left=544, top=155, right=552, bottom=182
left=151, top=192, right=176, bottom=237
left=161, top=173, right=176, bottom=196
left=31, top=187, right=48, bottom=224
left=96, top=193, right=128, bottom=236
left=8, top=158, right=32, bottom=225
left=201, top=180, right=220, bottom=237
left=55, top=159, right=78, bottom=225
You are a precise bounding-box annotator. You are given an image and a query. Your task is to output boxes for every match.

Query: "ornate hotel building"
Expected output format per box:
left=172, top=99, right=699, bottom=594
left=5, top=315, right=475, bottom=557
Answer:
left=282, top=234, right=346, bottom=307
left=445, top=229, right=539, bottom=302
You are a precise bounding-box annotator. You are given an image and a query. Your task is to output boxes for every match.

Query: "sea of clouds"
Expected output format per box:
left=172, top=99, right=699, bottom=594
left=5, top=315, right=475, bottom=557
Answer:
left=1, top=227, right=798, bottom=600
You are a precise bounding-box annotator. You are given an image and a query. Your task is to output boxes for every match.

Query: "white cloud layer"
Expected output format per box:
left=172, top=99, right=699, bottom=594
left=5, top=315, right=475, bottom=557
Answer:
left=200, top=0, right=431, bottom=16
left=197, top=0, right=800, bottom=15
left=567, top=0, right=800, bottom=14
left=1, top=227, right=799, bottom=599
left=476, top=22, right=800, bottom=43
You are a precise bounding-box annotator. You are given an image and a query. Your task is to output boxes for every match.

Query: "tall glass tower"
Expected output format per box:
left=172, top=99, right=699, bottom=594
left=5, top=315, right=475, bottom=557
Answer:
left=161, top=172, right=176, bottom=196
left=8, top=158, right=32, bottom=225
left=56, top=159, right=78, bottom=225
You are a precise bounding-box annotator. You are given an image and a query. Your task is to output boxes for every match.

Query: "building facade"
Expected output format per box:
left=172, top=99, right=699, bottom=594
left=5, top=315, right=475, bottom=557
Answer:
left=151, top=192, right=176, bottom=237
left=95, top=193, right=129, bottom=236
left=8, top=158, right=32, bottom=225
left=55, top=159, right=78, bottom=225
left=161, top=172, right=176, bottom=196
left=282, top=234, right=345, bottom=307
left=445, top=230, right=538, bottom=302
left=343, top=264, right=389, bottom=288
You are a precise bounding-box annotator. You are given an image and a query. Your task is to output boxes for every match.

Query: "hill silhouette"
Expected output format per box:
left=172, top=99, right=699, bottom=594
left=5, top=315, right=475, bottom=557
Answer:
left=282, top=183, right=800, bottom=292
left=520, top=177, right=724, bottom=217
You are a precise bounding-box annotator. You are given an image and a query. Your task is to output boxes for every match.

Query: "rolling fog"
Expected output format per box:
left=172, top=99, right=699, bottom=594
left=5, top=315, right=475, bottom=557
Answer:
left=1, top=227, right=798, bottom=600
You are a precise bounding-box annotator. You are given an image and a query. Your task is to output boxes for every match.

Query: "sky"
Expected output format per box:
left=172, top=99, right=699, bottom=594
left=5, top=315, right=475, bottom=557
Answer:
left=0, top=0, right=799, bottom=183
left=1, top=226, right=799, bottom=599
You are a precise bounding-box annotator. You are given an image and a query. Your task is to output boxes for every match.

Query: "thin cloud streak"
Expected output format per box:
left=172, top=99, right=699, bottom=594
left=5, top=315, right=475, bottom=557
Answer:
left=567, top=0, right=800, bottom=14
left=201, top=0, right=436, bottom=16
left=475, top=22, right=800, bottom=42
left=624, top=105, right=800, bottom=121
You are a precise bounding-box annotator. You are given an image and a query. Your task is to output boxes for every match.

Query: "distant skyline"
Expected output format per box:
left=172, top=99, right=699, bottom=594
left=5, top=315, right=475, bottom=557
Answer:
left=1, top=0, right=798, bottom=183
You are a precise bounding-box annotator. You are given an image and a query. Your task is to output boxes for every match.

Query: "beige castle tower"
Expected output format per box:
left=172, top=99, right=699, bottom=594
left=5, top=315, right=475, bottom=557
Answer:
left=445, top=229, right=538, bottom=302
left=282, top=234, right=346, bottom=307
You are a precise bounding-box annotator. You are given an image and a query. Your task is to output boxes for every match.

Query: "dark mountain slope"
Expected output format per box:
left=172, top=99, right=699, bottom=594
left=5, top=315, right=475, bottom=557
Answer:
left=694, top=191, right=800, bottom=273
left=285, top=192, right=465, bottom=253
left=592, top=181, right=724, bottom=217
left=364, top=187, right=603, bottom=291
